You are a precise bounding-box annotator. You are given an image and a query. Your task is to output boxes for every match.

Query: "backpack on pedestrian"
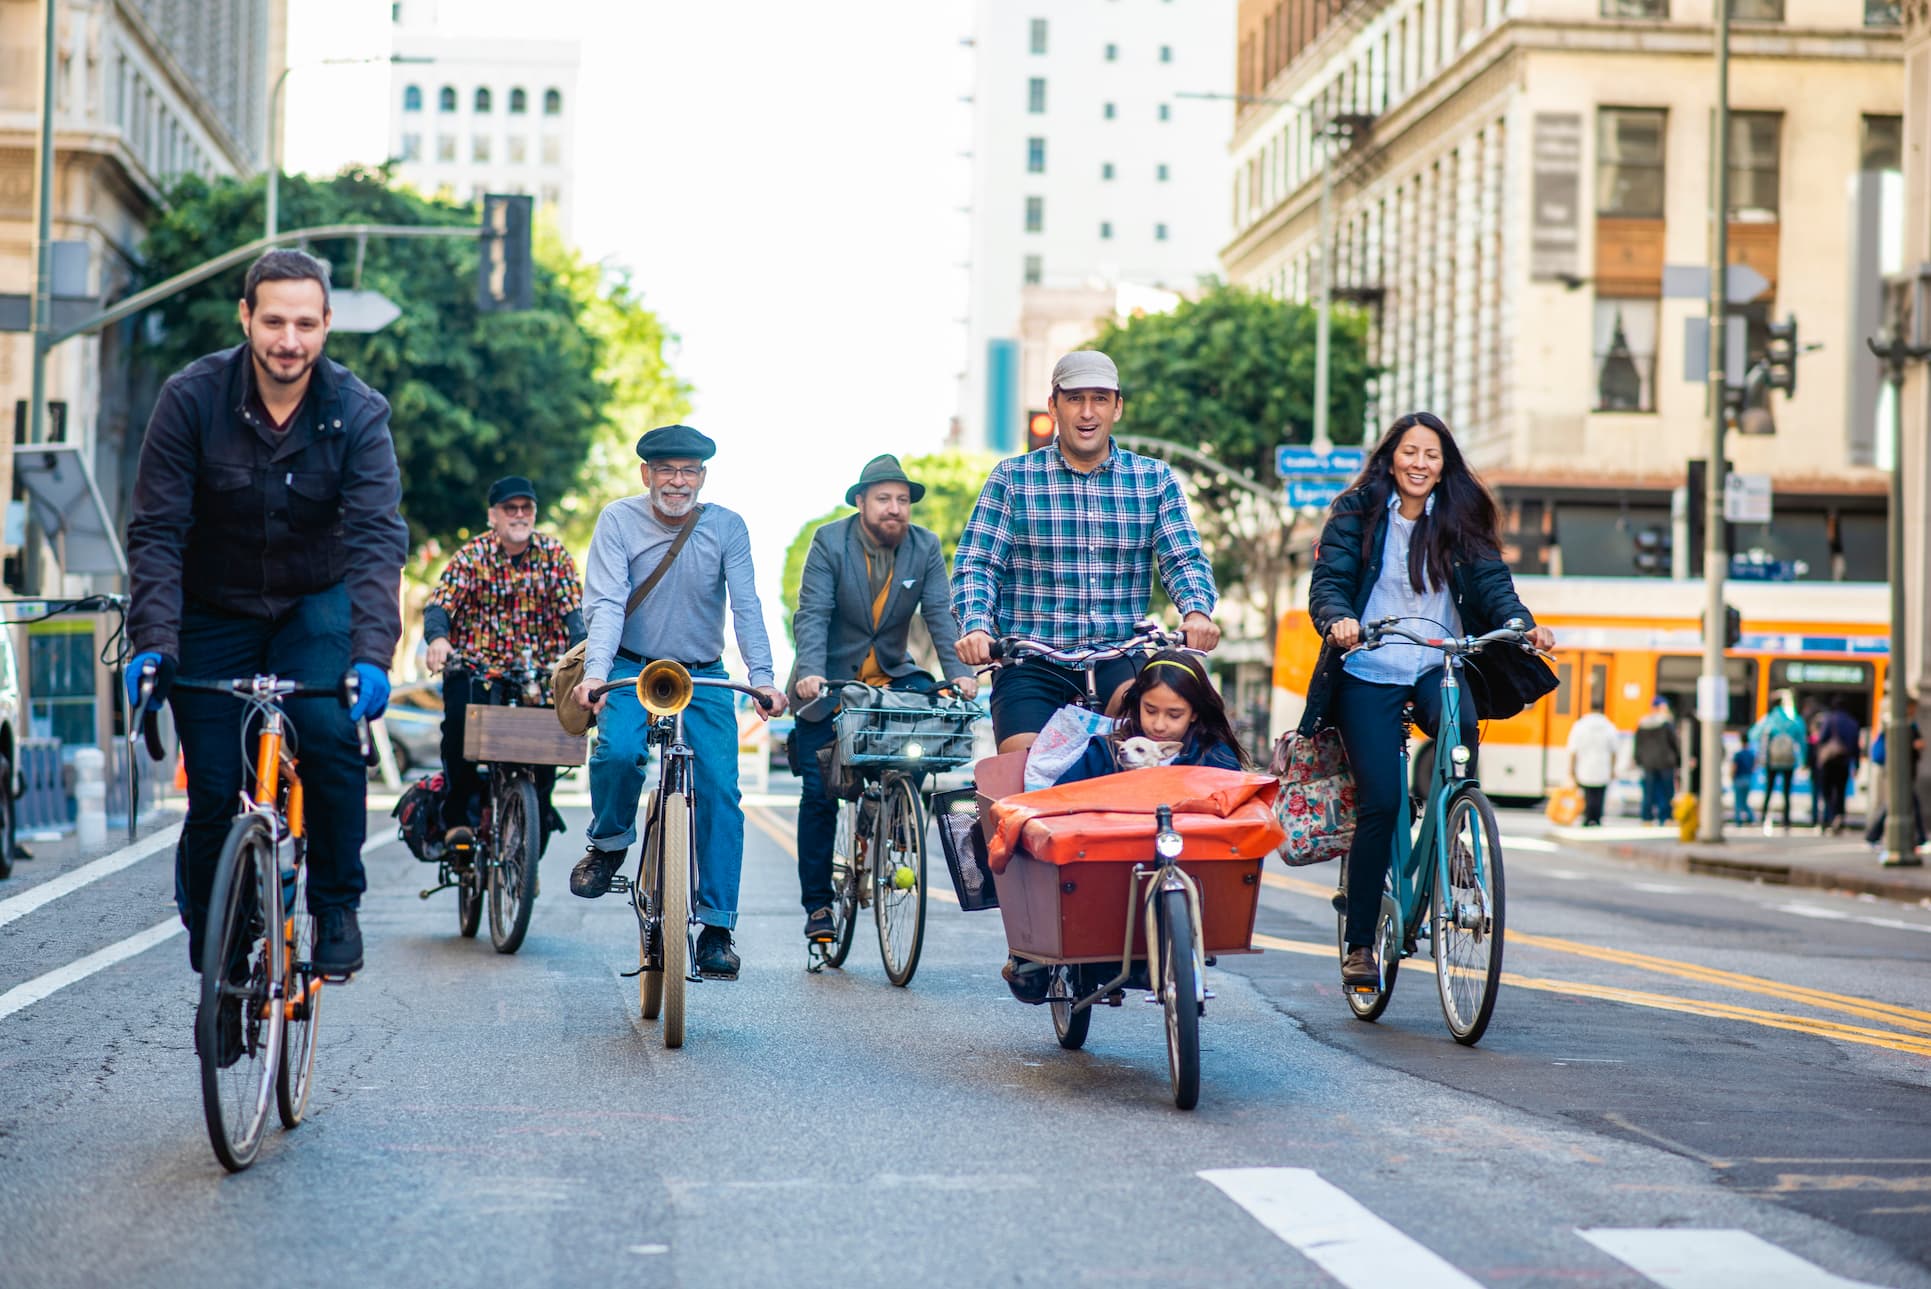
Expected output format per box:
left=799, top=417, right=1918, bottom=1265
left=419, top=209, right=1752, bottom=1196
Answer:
left=1766, top=730, right=1800, bottom=770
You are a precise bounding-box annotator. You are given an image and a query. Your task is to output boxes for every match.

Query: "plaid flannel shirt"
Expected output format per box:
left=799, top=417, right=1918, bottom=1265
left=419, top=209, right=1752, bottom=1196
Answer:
left=951, top=440, right=1216, bottom=650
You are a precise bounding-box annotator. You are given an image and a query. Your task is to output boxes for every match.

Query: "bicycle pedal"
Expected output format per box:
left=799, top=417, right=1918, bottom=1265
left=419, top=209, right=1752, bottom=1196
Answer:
left=1346, top=982, right=1380, bottom=996
left=607, top=875, right=632, bottom=894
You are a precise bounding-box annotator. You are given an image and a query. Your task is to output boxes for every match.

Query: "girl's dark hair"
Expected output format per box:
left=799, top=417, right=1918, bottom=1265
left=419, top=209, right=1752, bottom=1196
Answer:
left=1116, top=650, right=1249, bottom=768
left=1333, top=410, right=1501, bottom=593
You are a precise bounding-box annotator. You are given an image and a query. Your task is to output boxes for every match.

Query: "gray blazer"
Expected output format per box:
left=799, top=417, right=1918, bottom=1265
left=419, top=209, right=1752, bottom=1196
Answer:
left=788, top=516, right=969, bottom=709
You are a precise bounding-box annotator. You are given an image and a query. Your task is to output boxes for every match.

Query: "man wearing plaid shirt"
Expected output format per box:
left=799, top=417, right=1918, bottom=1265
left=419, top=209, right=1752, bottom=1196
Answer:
left=953, top=350, right=1220, bottom=751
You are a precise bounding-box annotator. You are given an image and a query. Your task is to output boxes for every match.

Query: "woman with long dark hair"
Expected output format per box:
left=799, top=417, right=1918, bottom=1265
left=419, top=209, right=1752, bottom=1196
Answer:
left=1299, top=412, right=1555, bottom=990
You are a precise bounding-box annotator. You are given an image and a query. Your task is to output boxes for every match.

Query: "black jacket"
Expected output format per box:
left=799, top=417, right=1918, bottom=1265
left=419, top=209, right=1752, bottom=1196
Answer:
left=126, top=345, right=410, bottom=666
left=1298, top=488, right=1548, bottom=735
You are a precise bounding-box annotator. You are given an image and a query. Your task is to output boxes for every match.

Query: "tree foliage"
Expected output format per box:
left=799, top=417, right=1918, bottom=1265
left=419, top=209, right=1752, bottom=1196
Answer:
left=136, top=169, right=686, bottom=552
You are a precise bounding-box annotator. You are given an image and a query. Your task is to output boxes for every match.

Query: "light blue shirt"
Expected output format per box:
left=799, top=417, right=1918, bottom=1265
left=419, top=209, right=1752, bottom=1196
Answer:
left=1344, top=493, right=1462, bottom=687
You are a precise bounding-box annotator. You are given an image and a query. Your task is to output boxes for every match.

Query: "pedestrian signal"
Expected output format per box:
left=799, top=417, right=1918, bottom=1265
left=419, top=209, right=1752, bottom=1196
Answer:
left=1632, top=525, right=1671, bottom=577
left=1027, top=410, right=1054, bottom=451
left=1724, top=603, right=1742, bottom=649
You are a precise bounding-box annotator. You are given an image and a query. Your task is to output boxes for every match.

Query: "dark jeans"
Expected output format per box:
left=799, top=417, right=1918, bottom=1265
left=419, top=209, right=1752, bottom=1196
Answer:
left=1333, top=667, right=1479, bottom=949
left=1581, top=784, right=1607, bottom=826
left=170, top=584, right=365, bottom=972
left=439, top=669, right=559, bottom=842
left=796, top=672, right=936, bottom=913
left=1814, top=756, right=1852, bottom=828
left=1640, top=769, right=1675, bottom=823
left=1763, top=766, right=1798, bottom=827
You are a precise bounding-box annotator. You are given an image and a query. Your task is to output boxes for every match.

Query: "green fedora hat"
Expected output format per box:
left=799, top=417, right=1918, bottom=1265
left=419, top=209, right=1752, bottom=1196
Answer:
left=845, top=454, right=926, bottom=507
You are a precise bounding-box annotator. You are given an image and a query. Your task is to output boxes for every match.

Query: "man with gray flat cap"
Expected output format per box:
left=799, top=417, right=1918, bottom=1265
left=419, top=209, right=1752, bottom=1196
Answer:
left=953, top=349, right=1220, bottom=752
left=568, top=424, right=785, bottom=981
left=789, top=454, right=976, bottom=946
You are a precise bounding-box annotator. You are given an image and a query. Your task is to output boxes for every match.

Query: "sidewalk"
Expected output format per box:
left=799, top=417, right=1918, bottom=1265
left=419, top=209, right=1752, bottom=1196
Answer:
left=1550, top=821, right=1931, bottom=906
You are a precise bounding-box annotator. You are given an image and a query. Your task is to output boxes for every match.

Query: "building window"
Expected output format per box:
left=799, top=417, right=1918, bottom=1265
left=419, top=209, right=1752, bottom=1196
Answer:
left=509, top=87, right=528, bottom=114
left=1862, top=115, right=1903, bottom=172
left=1103, top=101, right=1116, bottom=119
left=1732, top=0, right=1783, bottom=16
left=1157, top=162, right=1170, bottom=181
left=1596, top=107, right=1666, bottom=217
left=1157, top=103, right=1170, bottom=122
left=474, top=86, right=492, bottom=113
left=1030, top=17, right=1048, bottom=54
left=1102, top=161, right=1115, bottom=179
left=472, top=135, right=491, bottom=162
left=1024, top=254, right=1042, bottom=285
left=1601, top=0, right=1667, bottom=15
left=541, top=183, right=561, bottom=206
left=544, top=88, right=562, bottom=115
left=541, top=135, right=562, bottom=165
left=403, top=84, right=422, bottom=112
left=1161, top=44, right=1173, bottom=62
left=28, top=623, right=95, bottom=746
left=436, top=134, right=456, bottom=162
left=400, top=131, right=422, bottom=161
left=1593, top=300, right=1658, bottom=412
left=1155, top=223, right=1169, bottom=240
left=1728, top=111, right=1781, bottom=220
left=1864, top=0, right=1901, bottom=23
left=438, top=85, right=457, bottom=112
left=1027, top=137, right=1045, bottom=172
left=508, top=136, right=527, bottom=163
left=1026, top=196, right=1043, bottom=232
left=1105, top=43, right=1118, bottom=61
left=1028, top=77, right=1046, bottom=113
left=1100, top=221, right=1114, bottom=239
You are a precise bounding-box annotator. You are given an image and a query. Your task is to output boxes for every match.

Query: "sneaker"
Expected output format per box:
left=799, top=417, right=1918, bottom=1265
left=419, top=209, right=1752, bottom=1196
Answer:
left=803, top=906, right=836, bottom=942
left=1002, top=955, right=1049, bottom=1004
left=194, top=994, right=245, bottom=1069
left=313, top=907, right=364, bottom=977
left=1341, top=945, right=1380, bottom=990
left=570, top=846, right=625, bottom=899
left=695, top=926, right=740, bottom=979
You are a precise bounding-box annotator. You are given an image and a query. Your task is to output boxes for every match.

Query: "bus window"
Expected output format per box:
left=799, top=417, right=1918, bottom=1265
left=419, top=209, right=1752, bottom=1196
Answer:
left=1554, top=661, right=1574, bottom=716
left=1588, top=663, right=1607, bottom=717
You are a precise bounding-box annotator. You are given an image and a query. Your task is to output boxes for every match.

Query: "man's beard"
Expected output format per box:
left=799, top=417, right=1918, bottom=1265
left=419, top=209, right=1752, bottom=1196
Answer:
left=653, top=487, right=696, bottom=517
left=255, top=344, right=317, bottom=386
left=860, top=516, right=905, bottom=548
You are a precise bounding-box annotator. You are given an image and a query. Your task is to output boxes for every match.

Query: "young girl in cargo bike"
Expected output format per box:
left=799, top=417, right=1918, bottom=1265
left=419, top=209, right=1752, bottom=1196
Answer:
left=1002, top=651, right=1247, bottom=1001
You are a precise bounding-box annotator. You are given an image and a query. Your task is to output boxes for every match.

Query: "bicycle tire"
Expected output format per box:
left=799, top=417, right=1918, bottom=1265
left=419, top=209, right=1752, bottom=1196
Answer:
left=200, top=814, right=283, bottom=1172
left=1335, top=859, right=1401, bottom=1022
left=1434, top=788, right=1506, bottom=1045
left=456, top=866, right=483, bottom=938
left=1048, top=965, right=1090, bottom=1050
left=657, top=789, right=691, bottom=1048
left=276, top=843, right=318, bottom=1129
left=488, top=774, right=540, bottom=954
left=1159, top=887, right=1201, bottom=1111
left=639, top=793, right=663, bottom=1018
left=872, top=773, right=927, bottom=987
left=822, top=799, right=862, bottom=968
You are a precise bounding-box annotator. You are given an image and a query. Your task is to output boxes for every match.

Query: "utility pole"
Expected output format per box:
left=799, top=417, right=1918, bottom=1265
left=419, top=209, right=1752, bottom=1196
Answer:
left=1869, top=320, right=1931, bottom=868
left=26, top=0, right=58, bottom=448
left=1697, top=0, right=1733, bottom=844
left=1313, top=122, right=1335, bottom=454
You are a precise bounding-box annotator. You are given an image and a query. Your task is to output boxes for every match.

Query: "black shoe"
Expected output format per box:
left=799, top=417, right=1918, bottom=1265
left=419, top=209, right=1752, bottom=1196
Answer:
left=570, top=847, right=625, bottom=898
left=1341, top=945, right=1380, bottom=991
left=695, top=926, right=740, bottom=979
left=1002, top=955, right=1049, bottom=1004
left=803, top=906, right=835, bottom=942
left=194, top=994, right=246, bottom=1069
left=313, top=907, right=364, bottom=978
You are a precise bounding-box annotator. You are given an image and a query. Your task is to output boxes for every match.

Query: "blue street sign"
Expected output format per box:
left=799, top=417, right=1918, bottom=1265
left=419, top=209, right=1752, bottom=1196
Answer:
left=1728, top=555, right=1805, bottom=582
left=1285, top=480, right=1347, bottom=508
left=1276, top=445, right=1367, bottom=478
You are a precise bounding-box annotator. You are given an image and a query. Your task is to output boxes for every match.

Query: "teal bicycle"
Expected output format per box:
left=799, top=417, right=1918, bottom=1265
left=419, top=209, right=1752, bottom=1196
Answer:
left=1336, top=616, right=1532, bottom=1046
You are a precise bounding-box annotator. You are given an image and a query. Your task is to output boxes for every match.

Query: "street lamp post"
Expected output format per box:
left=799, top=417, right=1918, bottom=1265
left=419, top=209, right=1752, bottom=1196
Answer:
left=26, top=0, right=58, bottom=448
left=266, top=55, right=431, bottom=239
left=1696, top=0, right=1733, bottom=844
left=1869, top=320, right=1931, bottom=868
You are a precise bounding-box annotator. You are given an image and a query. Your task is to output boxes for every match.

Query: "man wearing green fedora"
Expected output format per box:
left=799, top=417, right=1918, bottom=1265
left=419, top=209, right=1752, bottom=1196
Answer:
left=787, top=454, right=976, bottom=947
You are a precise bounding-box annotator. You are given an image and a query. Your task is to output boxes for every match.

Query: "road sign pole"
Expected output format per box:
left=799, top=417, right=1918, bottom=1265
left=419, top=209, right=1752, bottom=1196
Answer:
left=1313, top=125, right=1334, bottom=454
left=1698, top=0, right=1732, bottom=845
left=27, top=0, right=58, bottom=449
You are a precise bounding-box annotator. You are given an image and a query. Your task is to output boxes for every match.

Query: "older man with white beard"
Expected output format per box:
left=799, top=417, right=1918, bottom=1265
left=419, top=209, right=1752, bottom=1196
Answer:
left=568, top=425, right=786, bottom=980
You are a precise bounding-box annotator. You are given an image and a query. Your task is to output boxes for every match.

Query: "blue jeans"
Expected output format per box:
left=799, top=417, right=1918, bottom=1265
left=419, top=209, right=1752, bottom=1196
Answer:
left=1732, top=778, right=1756, bottom=823
left=794, top=672, right=936, bottom=912
left=587, top=658, right=742, bottom=929
left=170, top=584, right=366, bottom=970
left=1641, top=769, right=1675, bottom=823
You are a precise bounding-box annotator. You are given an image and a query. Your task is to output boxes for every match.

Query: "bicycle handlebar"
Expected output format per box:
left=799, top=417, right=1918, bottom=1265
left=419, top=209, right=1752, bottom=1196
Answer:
left=1347, top=617, right=1534, bottom=658
left=588, top=673, right=776, bottom=712
left=986, top=622, right=1183, bottom=669
left=138, top=669, right=377, bottom=767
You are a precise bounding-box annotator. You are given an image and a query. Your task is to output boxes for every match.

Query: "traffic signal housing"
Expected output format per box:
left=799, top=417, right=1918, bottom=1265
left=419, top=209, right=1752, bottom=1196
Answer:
left=1026, top=410, right=1054, bottom=451
left=1632, top=524, right=1671, bottom=576
left=1724, top=603, right=1742, bottom=648
left=1764, top=315, right=1798, bottom=396
left=478, top=193, right=533, bottom=313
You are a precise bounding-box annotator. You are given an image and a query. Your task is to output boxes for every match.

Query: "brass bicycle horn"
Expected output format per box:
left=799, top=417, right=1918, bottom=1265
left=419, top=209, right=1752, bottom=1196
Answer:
left=636, top=659, right=693, bottom=716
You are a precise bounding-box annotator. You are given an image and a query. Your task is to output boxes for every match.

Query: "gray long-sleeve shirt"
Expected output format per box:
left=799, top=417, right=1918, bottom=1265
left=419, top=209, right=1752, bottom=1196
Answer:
left=581, top=496, right=774, bottom=689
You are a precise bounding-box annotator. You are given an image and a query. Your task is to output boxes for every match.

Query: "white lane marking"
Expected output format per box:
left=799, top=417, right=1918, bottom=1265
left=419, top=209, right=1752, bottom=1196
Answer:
left=1501, top=835, right=1561, bottom=853
left=1580, top=1228, right=1882, bottom=1288
left=0, top=918, right=183, bottom=1022
left=627, top=1245, right=669, bottom=1256
left=1540, top=869, right=1588, bottom=881
left=0, top=825, right=181, bottom=929
left=1201, top=1168, right=1483, bottom=1289
left=1630, top=882, right=1691, bottom=894
left=1773, top=903, right=1931, bottom=936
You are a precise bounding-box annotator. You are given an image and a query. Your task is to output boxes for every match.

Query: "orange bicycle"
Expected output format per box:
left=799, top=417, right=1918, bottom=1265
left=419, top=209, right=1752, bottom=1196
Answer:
left=135, top=668, right=374, bottom=1171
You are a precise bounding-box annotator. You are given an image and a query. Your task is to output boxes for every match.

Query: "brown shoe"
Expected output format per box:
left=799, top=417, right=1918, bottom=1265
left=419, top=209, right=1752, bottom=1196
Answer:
left=1341, top=946, right=1380, bottom=990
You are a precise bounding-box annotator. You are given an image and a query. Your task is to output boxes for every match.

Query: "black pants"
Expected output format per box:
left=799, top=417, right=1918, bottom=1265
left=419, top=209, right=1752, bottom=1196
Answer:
left=1581, top=784, right=1607, bottom=826
left=1333, top=668, right=1480, bottom=949
left=1763, top=766, right=1798, bottom=827
left=1814, top=757, right=1852, bottom=828
left=795, top=672, right=936, bottom=912
left=439, top=670, right=558, bottom=839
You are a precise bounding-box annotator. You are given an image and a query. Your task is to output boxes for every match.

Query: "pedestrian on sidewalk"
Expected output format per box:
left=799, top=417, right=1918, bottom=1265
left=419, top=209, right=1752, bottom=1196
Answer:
left=1865, top=702, right=1924, bottom=852
left=1751, top=690, right=1808, bottom=832
left=1730, top=740, right=1758, bottom=825
left=1565, top=701, right=1620, bottom=826
left=1633, top=696, right=1681, bottom=825
left=1809, top=697, right=1861, bottom=835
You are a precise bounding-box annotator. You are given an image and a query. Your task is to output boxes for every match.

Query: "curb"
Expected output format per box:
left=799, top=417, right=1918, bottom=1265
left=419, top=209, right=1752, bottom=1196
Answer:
left=1602, top=841, right=1931, bottom=906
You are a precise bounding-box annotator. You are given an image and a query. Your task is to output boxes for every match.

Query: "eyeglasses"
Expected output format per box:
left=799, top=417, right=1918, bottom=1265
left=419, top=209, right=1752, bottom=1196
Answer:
left=496, top=500, right=536, bottom=515
left=650, top=464, right=706, bottom=482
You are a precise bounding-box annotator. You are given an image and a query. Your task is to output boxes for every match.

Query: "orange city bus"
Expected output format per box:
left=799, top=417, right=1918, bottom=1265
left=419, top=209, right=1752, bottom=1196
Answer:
left=1273, top=575, right=1890, bottom=807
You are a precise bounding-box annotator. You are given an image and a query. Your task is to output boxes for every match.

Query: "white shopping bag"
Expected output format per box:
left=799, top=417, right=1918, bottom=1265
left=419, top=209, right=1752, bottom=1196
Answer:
left=1022, top=704, right=1119, bottom=791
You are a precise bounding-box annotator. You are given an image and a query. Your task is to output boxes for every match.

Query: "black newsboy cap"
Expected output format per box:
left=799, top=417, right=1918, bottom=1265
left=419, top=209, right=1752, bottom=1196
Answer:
left=488, top=476, right=537, bottom=506
left=635, top=424, right=717, bottom=462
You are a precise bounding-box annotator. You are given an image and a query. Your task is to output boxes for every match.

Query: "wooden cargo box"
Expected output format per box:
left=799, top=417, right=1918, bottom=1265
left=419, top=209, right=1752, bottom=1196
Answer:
left=462, top=706, right=587, bottom=766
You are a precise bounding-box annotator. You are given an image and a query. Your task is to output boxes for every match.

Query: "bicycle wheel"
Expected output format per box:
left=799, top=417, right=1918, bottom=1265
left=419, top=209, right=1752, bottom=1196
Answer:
left=872, top=773, right=927, bottom=987
left=200, top=814, right=284, bottom=1172
left=1334, top=859, right=1401, bottom=1022
left=821, top=798, right=862, bottom=968
left=638, top=793, right=664, bottom=1018
left=1048, top=965, right=1090, bottom=1050
left=1158, top=887, right=1201, bottom=1111
left=656, top=789, right=691, bottom=1048
left=456, top=865, right=483, bottom=938
left=1434, top=788, right=1506, bottom=1045
left=488, top=775, right=540, bottom=954
left=276, top=845, right=319, bottom=1129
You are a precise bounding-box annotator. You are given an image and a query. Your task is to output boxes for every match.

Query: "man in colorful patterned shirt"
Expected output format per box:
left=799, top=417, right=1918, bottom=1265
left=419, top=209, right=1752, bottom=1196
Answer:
left=952, top=350, right=1220, bottom=752
left=424, top=475, right=585, bottom=842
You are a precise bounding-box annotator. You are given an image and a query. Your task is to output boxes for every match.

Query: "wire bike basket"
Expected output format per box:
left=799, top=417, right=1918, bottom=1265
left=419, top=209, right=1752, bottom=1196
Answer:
left=831, top=689, right=981, bottom=771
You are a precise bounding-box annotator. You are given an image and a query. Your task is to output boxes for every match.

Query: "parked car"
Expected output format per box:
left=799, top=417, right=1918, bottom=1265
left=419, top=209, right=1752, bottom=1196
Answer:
left=767, top=715, right=795, bottom=775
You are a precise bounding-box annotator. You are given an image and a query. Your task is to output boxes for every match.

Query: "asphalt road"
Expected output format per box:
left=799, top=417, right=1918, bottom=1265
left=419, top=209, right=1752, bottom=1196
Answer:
left=2, top=792, right=1928, bottom=1288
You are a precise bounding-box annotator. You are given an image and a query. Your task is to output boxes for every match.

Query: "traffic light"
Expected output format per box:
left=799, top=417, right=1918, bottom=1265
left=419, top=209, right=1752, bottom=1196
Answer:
left=1632, top=524, right=1671, bottom=577
left=478, top=193, right=533, bottom=313
left=1724, top=603, right=1742, bottom=648
left=1732, top=360, right=1775, bottom=435
left=1764, top=315, right=1798, bottom=396
left=1026, top=410, right=1054, bottom=451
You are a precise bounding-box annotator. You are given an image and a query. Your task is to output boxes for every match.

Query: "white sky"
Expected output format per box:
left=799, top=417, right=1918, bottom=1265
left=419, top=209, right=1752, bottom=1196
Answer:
left=284, top=0, right=979, bottom=672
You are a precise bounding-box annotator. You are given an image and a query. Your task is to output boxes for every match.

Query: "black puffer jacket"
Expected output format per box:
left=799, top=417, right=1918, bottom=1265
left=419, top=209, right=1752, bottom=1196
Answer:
left=1298, top=487, right=1543, bottom=735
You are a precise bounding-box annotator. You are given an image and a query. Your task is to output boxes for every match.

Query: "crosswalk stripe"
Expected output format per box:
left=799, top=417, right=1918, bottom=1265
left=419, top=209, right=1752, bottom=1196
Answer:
left=1579, top=1228, right=1882, bottom=1289
left=1200, top=1167, right=1484, bottom=1288
left=0, top=918, right=183, bottom=1023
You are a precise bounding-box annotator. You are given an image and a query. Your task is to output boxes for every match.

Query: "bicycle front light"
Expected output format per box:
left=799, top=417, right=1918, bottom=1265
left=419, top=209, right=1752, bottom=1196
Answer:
left=902, top=740, right=925, bottom=760
left=1155, top=828, right=1184, bottom=860
left=1450, top=745, right=1472, bottom=776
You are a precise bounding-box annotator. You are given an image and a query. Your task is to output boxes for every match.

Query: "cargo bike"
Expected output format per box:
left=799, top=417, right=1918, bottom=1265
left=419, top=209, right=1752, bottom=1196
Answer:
left=936, top=628, right=1285, bottom=1110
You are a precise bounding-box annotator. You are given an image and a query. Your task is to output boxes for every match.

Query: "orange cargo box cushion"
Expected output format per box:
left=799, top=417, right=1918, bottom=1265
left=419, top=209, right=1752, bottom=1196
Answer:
left=984, top=766, right=1285, bottom=873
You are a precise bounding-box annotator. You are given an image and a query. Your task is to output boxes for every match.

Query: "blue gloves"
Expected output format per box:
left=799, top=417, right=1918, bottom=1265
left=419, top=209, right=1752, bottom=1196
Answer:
left=124, top=652, right=176, bottom=713
left=347, top=662, right=391, bottom=722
